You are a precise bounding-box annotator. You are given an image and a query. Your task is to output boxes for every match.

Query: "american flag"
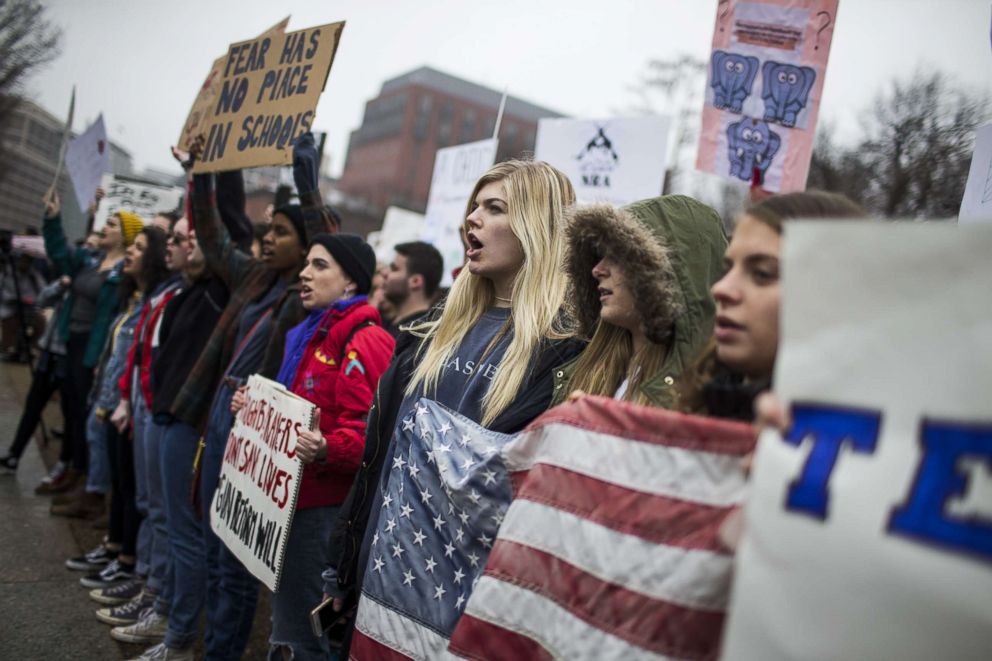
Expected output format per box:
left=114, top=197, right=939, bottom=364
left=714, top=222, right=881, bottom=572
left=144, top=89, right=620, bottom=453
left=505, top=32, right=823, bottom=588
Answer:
left=351, top=398, right=515, bottom=659
left=448, top=396, right=755, bottom=661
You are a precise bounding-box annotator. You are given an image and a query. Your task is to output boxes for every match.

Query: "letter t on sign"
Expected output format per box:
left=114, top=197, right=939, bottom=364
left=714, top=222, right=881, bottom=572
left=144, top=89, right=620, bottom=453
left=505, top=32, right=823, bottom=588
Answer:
left=782, top=403, right=883, bottom=520
left=889, top=419, right=992, bottom=563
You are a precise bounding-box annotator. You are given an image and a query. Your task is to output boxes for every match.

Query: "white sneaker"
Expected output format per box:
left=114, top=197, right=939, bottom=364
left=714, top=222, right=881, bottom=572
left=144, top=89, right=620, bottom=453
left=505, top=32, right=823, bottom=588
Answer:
left=126, top=642, right=194, bottom=661
left=111, top=610, right=168, bottom=644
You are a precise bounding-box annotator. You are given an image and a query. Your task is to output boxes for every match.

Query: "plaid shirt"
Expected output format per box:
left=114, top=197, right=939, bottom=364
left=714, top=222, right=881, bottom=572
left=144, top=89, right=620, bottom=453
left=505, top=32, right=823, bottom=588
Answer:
left=170, top=189, right=334, bottom=431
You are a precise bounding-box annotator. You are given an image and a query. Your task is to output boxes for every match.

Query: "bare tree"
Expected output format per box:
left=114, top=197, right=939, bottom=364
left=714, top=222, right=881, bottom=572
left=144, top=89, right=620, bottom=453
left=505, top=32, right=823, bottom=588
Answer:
left=810, top=70, right=987, bottom=218
left=0, top=0, right=62, bottom=180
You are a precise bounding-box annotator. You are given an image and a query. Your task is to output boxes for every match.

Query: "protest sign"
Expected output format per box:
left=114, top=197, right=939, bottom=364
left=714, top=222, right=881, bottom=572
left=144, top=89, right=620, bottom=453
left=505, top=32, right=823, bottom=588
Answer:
left=65, top=114, right=111, bottom=211
left=177, top=17, right=290, bottom=152
left=50, top=86, right=75, bottom=195
left=370, top=206, right=426, bottom=264
left=190, top=20, right=345, bottom=173
left=93, top=174, right=184, bottom=231
left=722, top=222, right=992, bottom=659
left=534, top=116, right=671, bottom=206
left=696, top=0, right=839, bottom=192
left=419, top=138, right=498, bottom=285
left=958, top=123, right=992, bottom=224
left=210, top=374, right=315, bottom=592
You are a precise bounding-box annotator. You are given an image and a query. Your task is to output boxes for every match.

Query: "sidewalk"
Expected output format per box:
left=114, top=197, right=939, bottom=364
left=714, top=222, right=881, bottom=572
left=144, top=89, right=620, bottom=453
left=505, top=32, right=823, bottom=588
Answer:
left=0, top=362, right=124, bottom=659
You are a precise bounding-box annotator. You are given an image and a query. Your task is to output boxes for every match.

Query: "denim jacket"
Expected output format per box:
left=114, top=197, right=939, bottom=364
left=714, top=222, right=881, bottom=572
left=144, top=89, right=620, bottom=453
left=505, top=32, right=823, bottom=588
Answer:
left=92, top=296, right=143, bottom=415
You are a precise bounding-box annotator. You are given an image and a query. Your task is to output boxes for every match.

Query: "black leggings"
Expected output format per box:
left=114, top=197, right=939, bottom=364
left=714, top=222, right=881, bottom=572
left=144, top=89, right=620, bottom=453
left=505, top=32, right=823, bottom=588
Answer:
left=106, top=421, right=142, bottom=557
left=6, top=351, right=67, bottom=460
left=62, top=332, right=95, bottom=472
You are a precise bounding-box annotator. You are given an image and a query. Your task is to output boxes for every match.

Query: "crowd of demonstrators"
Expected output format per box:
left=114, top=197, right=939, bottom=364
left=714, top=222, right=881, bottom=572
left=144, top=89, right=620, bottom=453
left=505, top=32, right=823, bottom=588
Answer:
left=0, top=118, right=885, bottom=659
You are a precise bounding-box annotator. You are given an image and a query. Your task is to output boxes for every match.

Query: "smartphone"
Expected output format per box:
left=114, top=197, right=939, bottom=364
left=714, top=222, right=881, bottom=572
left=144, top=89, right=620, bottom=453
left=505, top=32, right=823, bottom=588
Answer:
left=310, top=594, right=357, bottom=640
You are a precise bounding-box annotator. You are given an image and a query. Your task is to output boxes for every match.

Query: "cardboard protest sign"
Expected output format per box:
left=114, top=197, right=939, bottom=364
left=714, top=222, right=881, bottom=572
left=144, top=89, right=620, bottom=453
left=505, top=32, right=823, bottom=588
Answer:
left=419, top=139, right=498, bottom=285
left=93, top=174, right=184, bottom=231
left=65, top=114, right=111, bottom=211
left=722, top=222, right=992, bottom=659
left=696, top=0, right=838, bottom=192
left=958, top=123, right=992, bottom=224
left=191, top=20, right=345, bottom=173
left=370, top=206, right=426, bottom=264
left=177, top=17, right=290, bottom=152
left=210, top=374, right=316, bottom=592
left=51, top=86, right=75, bottom=195
left=534, top=116, right=671, bottom=206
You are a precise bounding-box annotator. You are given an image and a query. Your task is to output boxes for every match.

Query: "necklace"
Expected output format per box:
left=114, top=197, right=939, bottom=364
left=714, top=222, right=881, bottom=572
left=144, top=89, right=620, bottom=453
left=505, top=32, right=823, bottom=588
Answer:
left=494, top=296, right=512, bottom=304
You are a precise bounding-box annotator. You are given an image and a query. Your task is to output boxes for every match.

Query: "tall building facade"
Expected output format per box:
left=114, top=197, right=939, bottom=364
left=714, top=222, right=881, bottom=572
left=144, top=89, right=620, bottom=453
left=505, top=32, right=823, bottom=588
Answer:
left=336, top=67, right=564, bottom=217
left=0, top=98, right=133, bottom=239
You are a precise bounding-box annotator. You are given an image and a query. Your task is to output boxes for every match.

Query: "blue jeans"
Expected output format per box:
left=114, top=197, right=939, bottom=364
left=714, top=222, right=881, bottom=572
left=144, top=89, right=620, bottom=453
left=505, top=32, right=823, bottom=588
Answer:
left=201, top=382, right=260, bottom=661
left=84, top=408, right=110, bottom=494
left=133, top=391, right=152, bottom=579
left=269, top=506, right=339, bottom=661
left=160, top=420, right=206, bottom=650
left=145, top=417, right=171, bottom=605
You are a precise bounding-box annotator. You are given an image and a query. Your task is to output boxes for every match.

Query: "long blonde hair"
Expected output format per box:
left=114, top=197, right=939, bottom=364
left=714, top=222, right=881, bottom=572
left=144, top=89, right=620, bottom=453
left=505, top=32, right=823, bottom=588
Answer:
left=566, top=322, right=670, bottom=406
left=407, top=160, right=576, bottom=426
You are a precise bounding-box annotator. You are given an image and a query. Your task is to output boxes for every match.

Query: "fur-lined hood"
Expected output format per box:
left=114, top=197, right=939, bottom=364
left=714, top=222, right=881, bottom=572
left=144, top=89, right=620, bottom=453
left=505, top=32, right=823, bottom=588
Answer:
left=563, top=195, right=727, bottom=405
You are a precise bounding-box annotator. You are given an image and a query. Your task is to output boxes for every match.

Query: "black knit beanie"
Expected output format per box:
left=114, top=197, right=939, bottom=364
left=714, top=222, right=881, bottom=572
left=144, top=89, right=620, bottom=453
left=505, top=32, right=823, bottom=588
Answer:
left=274, top=204, right=306, bottom=244
left=309, top=233, right=375, bottom=294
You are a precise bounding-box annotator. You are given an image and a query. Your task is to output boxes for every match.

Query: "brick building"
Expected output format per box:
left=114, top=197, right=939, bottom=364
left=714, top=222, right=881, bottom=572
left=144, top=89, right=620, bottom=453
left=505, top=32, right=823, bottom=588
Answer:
left=336, top=66, right=564, bottom=219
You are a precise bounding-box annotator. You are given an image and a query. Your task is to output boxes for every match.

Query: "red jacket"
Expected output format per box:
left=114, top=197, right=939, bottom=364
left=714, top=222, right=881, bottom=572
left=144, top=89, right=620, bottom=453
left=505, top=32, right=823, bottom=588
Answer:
left=119, top=284, right=180, bottom=407
left=290, top=301, right=395, bottom=510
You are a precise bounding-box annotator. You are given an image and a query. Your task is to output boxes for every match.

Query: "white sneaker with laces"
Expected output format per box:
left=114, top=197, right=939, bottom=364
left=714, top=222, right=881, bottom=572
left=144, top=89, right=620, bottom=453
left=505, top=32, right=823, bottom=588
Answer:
left=126, top=642, right=193, bottom=661
left=111, top=610, right=168, bottom=644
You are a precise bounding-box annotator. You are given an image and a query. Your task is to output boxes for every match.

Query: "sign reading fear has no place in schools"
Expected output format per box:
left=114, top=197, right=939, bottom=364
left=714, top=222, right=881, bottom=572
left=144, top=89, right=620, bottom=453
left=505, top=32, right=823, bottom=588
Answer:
left=189, top=20, right=345, bottom=173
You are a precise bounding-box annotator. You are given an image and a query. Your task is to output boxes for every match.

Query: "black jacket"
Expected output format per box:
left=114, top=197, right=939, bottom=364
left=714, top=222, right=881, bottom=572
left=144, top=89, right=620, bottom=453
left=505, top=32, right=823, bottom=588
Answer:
left=326, top=311, right=583, bottom=603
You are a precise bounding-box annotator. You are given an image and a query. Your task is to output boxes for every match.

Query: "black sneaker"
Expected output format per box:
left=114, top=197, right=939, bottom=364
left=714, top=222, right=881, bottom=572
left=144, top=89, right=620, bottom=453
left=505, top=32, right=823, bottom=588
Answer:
left=96, top=591, right=155, bottom=626
left=90, top=577, right=144, bottom=605
left=66, top=545, right=117, bottom=571
left=0, top=455, right=17, bottom=474
left=80, top=559, right=135, bottom=589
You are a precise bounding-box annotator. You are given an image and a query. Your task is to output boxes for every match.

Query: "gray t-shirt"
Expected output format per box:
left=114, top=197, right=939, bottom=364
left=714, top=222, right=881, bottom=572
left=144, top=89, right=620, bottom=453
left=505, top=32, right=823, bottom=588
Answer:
left=69, top=267, right=109, bottom=334
left=404, top=305, right=513, bottom=424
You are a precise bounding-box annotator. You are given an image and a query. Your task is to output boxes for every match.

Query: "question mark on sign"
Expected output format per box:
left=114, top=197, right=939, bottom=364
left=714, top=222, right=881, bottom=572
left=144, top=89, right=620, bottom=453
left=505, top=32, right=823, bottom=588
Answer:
left=814, top=10, right=832, bottom=50
left=718, top=0, right=731, bottom=32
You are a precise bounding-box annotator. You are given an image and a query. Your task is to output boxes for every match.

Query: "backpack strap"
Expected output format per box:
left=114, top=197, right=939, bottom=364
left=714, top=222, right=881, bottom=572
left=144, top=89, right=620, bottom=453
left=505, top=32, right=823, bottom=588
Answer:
left=338, top=319, right=376, bottom=364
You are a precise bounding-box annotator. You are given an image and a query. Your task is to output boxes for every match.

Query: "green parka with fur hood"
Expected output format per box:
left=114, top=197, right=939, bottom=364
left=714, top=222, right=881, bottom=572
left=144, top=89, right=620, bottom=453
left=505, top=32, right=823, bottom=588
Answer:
left=552, top=195, right=728, bottom=408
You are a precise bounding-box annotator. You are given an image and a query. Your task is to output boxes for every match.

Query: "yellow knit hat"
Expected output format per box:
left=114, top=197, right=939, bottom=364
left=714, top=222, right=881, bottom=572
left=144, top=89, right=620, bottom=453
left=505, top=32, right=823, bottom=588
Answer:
left=116, top=211, right=145, bottom=247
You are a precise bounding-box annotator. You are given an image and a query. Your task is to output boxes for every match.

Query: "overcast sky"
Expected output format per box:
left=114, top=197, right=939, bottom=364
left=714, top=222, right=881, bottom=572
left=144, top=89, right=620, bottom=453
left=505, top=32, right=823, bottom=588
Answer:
left=29, top=0, right=992, bottom=177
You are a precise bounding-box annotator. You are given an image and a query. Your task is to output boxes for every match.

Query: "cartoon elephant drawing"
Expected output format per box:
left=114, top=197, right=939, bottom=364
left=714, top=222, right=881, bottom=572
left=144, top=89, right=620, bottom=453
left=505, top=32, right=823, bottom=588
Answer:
left=727, top=118, right=781, bottom=182
left=710, top=50, right=759, bottom=114
left=761, top=61, right=816, bottom=127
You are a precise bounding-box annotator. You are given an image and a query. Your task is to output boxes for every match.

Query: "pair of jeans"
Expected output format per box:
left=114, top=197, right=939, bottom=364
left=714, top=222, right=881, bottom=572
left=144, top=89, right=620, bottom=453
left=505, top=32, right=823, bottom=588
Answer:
left=63, top=332, right=94, bottom=472
left=146, top=417, right=172, bottom=609
left=160, top=419, right=206, bottom=650
left=200, top=382, right=260, bottom=661
left=106, top=421, right=142, bottom=558
left=132, top=391, right=153, bottom=581
left=6, top=350, right=65, bottom=460
left=84, top=408, right=111, bottom=494
left=269, top=505, right=340, bottom=661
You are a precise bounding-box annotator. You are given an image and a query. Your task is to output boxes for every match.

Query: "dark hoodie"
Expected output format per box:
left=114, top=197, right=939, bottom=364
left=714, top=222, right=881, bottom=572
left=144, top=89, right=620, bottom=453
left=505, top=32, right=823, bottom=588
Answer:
left=554, top=195, right=728, bottom=408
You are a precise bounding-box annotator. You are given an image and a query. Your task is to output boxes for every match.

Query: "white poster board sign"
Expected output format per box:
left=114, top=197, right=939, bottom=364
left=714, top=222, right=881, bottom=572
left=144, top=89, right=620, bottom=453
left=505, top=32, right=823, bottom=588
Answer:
left=372, top=206, right=426, bottom=264
left=210, top=374, right=315, bottom=592
left=65, top=115, right=111, bottom=211
left=722, top=222, right=992, bottom=660
left=420, top=139, right=498, bottom=285
left=958, top=123, right=992, bottom=224
left=93, top=174, right=185, bottom=231
left=534, top=116, right=671, bottom=206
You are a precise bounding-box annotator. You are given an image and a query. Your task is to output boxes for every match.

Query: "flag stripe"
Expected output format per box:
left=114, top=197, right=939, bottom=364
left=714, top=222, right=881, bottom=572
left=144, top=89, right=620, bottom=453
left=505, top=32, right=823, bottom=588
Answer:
left=524, top=396, right=755, bottom=454
left=505, top=423, right=749, bottom=507
left=456, top=578, right=677, bottom=661
left=354, top=592, right=450, bottom=660
left=350, top=630, right=418, bottom=661
left=497, top=499, right=733, bottom=611
left=447, top=615, right=556, bottom=661
left=481, top=540, right=726, bottom=658
left=515, top=463, right=734, bottom=551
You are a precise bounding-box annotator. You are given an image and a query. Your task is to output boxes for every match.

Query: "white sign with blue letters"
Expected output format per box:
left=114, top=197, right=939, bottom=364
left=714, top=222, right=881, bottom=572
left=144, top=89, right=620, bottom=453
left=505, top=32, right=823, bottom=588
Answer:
left=722, top=221, right=992, bottom=660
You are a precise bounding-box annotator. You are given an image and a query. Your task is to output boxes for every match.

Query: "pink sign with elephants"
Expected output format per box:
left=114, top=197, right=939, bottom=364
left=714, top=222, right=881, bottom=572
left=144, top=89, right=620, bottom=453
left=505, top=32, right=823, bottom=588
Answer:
left=695, top=0, right=839, bottom=192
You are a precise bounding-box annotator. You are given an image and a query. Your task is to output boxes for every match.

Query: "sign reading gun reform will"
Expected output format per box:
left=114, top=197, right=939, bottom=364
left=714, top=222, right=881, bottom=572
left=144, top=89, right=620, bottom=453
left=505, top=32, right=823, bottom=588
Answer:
left=190, top=20, right=345, bottom=173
